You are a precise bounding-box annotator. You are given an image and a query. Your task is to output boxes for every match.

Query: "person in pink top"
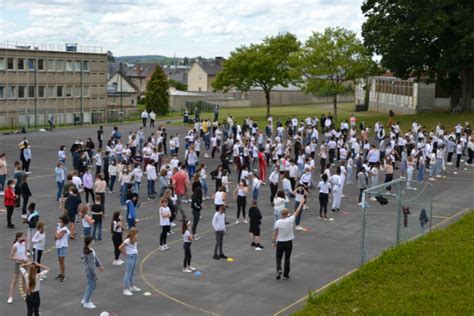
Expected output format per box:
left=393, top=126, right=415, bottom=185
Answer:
left=171, top=165, right=189, bottom=220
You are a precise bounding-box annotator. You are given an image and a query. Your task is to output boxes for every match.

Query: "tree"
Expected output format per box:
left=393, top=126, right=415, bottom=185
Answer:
left=294, top=27, right=377, bottom=122
left=361, top=0, right=474, bottom=111
left=213, top=33, right=300, bottom=117
left=168, top=79, right=187, bottom=91
left=144, top=67, right=170, bottom=115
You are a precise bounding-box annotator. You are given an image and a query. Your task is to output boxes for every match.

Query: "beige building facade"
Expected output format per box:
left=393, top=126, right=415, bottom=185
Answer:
left=0, top=44, right=108, bottom=128
left=187, top=58, right=223, bottom=92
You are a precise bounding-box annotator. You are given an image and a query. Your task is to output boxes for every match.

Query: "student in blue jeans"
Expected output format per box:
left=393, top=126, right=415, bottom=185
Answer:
left=126, top=194, right=139, bottom=228
left=119, top=228, right=141, bottom=296
left=81, top=236, right=104, bottom=309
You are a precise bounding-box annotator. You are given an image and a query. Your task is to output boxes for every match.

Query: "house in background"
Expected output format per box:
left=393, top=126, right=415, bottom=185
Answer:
left=107, top=64, right=140, bottom=114
left=187, top=57, right=225, bottom=92
left=164, top=65, right=189, bottom=86
left=108, top=62, right=157, bottom=96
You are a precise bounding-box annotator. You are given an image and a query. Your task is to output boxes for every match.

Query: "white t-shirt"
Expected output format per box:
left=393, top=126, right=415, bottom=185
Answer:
left=55, top=226, right=70, bottom=249
left=123, top=238, right=138, bottom=255
left=32, top=231, right=45, bottom=251
left=160, top=206, right=171, bottom=226
left=274, top=216, right=296, bottom=242
left=318, top=181, right=331, bottom=194
left=183, top=230, right=192, bottom=243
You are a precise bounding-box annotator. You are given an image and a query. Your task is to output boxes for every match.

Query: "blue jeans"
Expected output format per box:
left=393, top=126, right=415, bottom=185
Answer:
left=147, top=179, right=155, bottom=197
left=127, top=218, right=135, bottom=229
left=417, top=165, right=425, bottom=181
left=120, top=184, right=127, bottom=207
left=133, top=182, right=141, bottom=194
left=188, top=165, right=196, bottom=180
left=93, top=221, right=102, bottom=240
left=0, top=174, right=5, bottom=191
left=83, top=227, right=92, bottom=237
left=109, top=175, right=116, bottom=191
left=56, top=181, right=64, bottom=201
left=123, top=254, right=138, bottom=289
left=295, top=201, right=303, bottom=226
left=83, top=272, right=96, bottom=304
left=252, top=187, right=259, bottom=200
left=200, top=179, right=208, bottom=197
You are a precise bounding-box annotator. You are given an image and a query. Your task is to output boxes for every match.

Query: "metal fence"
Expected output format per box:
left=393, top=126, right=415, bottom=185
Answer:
left=360, top=178, right=433, bottom=264
left=184, top=100, right=219, bottom=114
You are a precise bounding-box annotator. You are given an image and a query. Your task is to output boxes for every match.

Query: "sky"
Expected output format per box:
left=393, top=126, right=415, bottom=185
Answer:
left=0, top=0, right=366, bottom=57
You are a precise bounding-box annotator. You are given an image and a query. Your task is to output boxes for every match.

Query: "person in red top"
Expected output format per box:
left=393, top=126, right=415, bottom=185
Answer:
left=4, top=180, right=16, bottom=228
left=171, top=165, right=189, bottom=220
left=258, top=149, right=267, bottom=181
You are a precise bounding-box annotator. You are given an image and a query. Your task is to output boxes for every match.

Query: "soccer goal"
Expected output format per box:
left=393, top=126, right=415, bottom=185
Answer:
left=360, top=178, right=433, bottom=264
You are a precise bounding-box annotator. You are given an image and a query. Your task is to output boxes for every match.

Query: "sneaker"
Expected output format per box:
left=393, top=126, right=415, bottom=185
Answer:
left=183, top=268, right=192, bottom=273
left=447, top=162, right=453, bottom=166
left=130, top=286, right=141, bottom=292
left=319, top=216, right=323, bottom=220
left=358, top=202, right=363, bottom=206
left=328, top=218, right=335, bottom=222
left=295, top=225, right=304, bottom=231
left=170, top=222, right=177, bottom=227
left=256, top=244, right=264, bottom=249
left=123, top=289, right=133, bottom=296
left=370, top=197, right=377, bottom=201
left=283, top=276, right=290, bottom=280
left=276, top=271, right=282, bottom=280
left=59, top=275, right=66, bottom=282
left=113, top=260, right=121, bottom=266
left=159, top=246, right=165, bottom=251
left=219, top=254, right=228, bottom=259
left=453, top=171, right=458, bottom=175
left=213, top=255, right=220, bottom=260
left=429, top=177, right=436, bottom=181
left=81, top=299, right=85, bottom=305
left=243, top=219, right=248, bottom=224
left=235, top=219, right=240, bottom=224
left=117, top=259, right=124, bottom=265
left=193, top=235, right=201, bottom=240
left=255, top=247, right=262, bottom=251
left=188, top=266, right=196, bottom=271
left=7, top=297, right=13, bottom=304
left=323, top=217, right=328, bottom=221
left=251, top=242, right=257, bottom=247
left=55, top=274, right=62, bottom=280
left=303, top=205, right=308, bottom=210
left=435, top=175, right=442, bottom=178
left=83, top=302, right=96, bottom=309
left=164, top=244, right=170, bottom=250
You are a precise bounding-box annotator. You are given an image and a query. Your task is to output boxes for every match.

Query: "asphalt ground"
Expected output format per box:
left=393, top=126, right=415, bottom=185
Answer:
left=0, top=121, right=472, bottom=316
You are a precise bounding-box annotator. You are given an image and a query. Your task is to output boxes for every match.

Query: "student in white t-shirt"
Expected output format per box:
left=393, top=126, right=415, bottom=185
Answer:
left=159, top=198, right=172, bottom=251
left=32, top=221, right=46, bottom=279
left=182, top=220, right=196, bottom=273
left=54, top=215, right=70, bottom=283
left=119, top=227, right=141, bottom=296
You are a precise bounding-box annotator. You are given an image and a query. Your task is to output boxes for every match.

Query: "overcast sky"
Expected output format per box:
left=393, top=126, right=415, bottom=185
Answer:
left=0, top=0, right=365, bottom=57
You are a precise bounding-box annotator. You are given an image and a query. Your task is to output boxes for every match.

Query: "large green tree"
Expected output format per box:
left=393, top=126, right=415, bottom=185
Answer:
left=212, top=33, right=300, bottom=117
left=294, top=27, right=377, bottom=122
left=144, top=67, right=170, bottom=115
left=361, top=0, right=474, bottom=111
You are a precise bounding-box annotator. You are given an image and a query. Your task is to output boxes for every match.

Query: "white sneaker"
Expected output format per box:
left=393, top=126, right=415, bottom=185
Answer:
left=193, top=235, right=201, bottom=240
left=295, top=225, right=304, bottom=231
left=358, top=202, right=363, bottom=206
left=81, top=299, right=85, bottom=305
left=159, top=246, right=166, bottom=251
left=447, top=162, right=453, bottom=166
left=303, top=205, right=308, bottom=210
left=188, top=266, right=196, bottom=271
left=113, top=260, right=121, bottom=266
left=123, top=289, right=133, bottom=296
left=164, top=245, right=170, bottom=250
left=323, top=218, right=328, bottom=221
left=83, top=302, right=96, bottom=309
left=255, top=247, right=262, bottom=251
left=453, top=171, right=458, bottom=175
left=328, top=218, right=335, bottom=222
left=235, top=219, right=240, bottom=224
left=429, top=178, right=435, bottom=181
left=319, top=216, right=324, bottom=220
left=243, top=219, right=248, bottom=224
left=435, top=175, right=442, bottom=178
left=117, top=259, right=124, bottom=265
left=7, top=297, right=13, bottom=304
left=183, top=268, right=192, bottom=273
left=170, top=222, right=177, bottom=227
left=370, top=197, right=377, bottom=201
left=130, top=286, right=141, bottom=292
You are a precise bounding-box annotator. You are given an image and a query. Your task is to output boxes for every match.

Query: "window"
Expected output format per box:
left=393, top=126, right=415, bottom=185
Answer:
left=74, top=86, right=81, bottom=97
left=83, top=86, right=89, bottom=97
left=83, top=61, right=90, bottom=71
left=47, top=60, right=55, bottom=71
left=65, top=86, right=72, bottom=97
left=7, top=58, right=14, bottom=70
left=0, top=58, right=5, bottom=70
left=57, top=86, right=63, bottom=97
left=28, top=86, right=35, bottom=98
left=56, top=60, right=64, bottom=71
left=47, top=86, right=55, bottom=97
left=38, top=86, right=45, bottom=98
left=74, top=61, right=81, bottom=71
left=18, top=86, right=26, bottom=98
left=38, top=59, right=44, bottom=70
left=65, top=60, right=73, bottom=71
left=8, top=86, right=15, bottom=98
left=17, top=58, right=25, bottom=70
left=28, top=59, right=36, bottom=71
left=0, top=86, right=4, bottom=98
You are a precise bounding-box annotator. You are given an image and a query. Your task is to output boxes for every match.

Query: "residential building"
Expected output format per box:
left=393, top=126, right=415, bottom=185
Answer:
left=107, top=65, right=140, bottom=111
left=0, top=42, right=107, bottom=128
left=108, top=62, right=157, bottom=95
left=187, top=57, right=224, bottom=92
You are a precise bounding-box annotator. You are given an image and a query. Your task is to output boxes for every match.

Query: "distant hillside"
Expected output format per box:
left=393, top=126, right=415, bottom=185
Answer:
left=115, top=55, right=201, bottom=66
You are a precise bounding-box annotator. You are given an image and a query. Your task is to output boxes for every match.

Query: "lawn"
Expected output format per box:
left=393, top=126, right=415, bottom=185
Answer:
left=174, top=102, right=474, bottom=134
left=294, top=211, right=474, bottom=315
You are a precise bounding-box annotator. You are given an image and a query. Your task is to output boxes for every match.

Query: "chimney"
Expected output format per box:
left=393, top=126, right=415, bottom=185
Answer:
left=215, top=56, right=224, bottom=65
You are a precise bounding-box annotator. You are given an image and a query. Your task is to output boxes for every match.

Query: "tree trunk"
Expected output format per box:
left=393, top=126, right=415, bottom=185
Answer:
left=265, top=90, right=271, bottom=117
left=460, top=68, right=473, bottom=112
left=333, top=94, right=338, bottom=123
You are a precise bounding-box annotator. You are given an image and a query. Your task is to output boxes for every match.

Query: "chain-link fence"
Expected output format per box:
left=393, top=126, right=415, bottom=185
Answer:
left=360, top=178, right=433, bottom=264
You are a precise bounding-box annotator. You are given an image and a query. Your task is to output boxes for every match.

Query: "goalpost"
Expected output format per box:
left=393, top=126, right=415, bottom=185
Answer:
left=360, top=178, right=433, bottom=264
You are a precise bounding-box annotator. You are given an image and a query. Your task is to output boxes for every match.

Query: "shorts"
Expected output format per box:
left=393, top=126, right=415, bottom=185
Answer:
left=14, top=261, right=21, bottom=274
left=249, top=224, right=260, bottom=236
left=67, top=211, right=77, bottom=222
left=56, top=247, right=68, bottom=257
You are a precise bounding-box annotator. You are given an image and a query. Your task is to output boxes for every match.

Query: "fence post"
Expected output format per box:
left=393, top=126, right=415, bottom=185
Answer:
left=395, top=181, right=402, bottom=245
left=360, top=190, right=367, bottom=265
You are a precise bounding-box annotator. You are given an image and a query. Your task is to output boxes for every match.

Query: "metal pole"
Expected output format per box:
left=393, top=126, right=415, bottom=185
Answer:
left=395, top=181, right=402, bottom=245
left=120, top=62, right=123, bottom=123
left=360, top=190, right=367, bottom=265
left=80, top=58, right=83, bottom=125
left=34, top=61, right=37, bottom=130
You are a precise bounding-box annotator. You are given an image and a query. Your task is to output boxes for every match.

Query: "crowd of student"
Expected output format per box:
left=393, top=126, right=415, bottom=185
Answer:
left=1, top=110, right=473, bottom=314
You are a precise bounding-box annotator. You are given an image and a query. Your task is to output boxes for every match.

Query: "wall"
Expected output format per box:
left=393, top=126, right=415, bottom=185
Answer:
left=187, top=63, right=208, bottom=92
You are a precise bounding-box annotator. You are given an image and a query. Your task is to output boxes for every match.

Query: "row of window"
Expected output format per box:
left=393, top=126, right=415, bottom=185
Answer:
left=0, top=58, right=90, bottom=72
left=0, top=85, right=92, bottom=99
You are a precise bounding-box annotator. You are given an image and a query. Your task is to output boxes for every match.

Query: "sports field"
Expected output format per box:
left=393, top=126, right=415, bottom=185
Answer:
left=0, top=116, right=472, bottom=316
